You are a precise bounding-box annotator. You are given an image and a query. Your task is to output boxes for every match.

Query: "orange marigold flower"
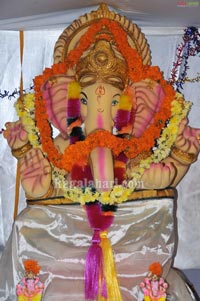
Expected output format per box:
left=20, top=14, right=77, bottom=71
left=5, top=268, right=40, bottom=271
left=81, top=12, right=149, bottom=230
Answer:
left=24, top=259, right=41, bottom=275
left=52, top=62, right=67, bottom=74
left=34, top=75, right=45, bottom=87
left=148, top=262, right=163, bottom=276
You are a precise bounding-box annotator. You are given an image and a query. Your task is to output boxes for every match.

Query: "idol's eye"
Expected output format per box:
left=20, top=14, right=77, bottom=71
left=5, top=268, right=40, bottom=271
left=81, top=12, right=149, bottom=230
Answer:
left=80, top=97, right=87, bottom=105
left=80, top=91, right=88, bottom=105
left=112, top=99, right=119, bottom=106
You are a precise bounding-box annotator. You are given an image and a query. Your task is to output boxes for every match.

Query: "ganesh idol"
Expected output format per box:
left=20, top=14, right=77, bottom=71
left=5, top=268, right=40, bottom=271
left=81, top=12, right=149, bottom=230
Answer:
left=0, top=3, right=200, bottom=301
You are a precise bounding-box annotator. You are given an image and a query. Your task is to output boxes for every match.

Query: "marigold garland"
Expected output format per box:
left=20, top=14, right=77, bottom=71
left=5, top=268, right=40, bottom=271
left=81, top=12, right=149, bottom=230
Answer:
left=8, top=17, right=193, bottom=207
left=34, top=79, right=172, bottom=172
left=16, top=90, right=191, bottom=205
left=14, top=17, right=193, bottom=205
left=51, top=90, right=190, bottom=205
left=33, top=18, right=175, bottom=173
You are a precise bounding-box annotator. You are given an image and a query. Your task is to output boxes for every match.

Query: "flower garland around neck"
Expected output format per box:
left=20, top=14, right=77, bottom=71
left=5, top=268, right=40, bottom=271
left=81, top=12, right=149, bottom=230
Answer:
left=33, top=18, right=176, bottom=173
left=15, top=17, right=191, bottom=204
left=16, top=92, right=191, bottom=205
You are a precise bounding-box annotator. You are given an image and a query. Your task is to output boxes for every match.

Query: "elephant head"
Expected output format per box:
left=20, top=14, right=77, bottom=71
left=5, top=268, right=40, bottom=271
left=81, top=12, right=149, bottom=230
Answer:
left=42, top=71, right=165, bottom=193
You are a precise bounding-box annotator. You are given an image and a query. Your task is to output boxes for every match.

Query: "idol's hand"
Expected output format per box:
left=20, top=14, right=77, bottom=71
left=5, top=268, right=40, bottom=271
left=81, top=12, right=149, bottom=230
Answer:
left=175, top=118, right=200, bottom=156
left=140, top=162, right=176, bottom=189
left=19, top=148, right=52, bottom=198
left=3, top=119, right=29, bottom=150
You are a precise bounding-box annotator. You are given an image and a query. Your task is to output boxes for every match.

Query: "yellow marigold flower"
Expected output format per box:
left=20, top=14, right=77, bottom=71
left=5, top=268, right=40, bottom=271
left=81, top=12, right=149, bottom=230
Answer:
left=23, top=117, right=35, bottom=127
left=28, top=133, right=38, bottom=141
left=112, top=186, right=123, bottom=197
left=24, top=94, right=35, bottom=110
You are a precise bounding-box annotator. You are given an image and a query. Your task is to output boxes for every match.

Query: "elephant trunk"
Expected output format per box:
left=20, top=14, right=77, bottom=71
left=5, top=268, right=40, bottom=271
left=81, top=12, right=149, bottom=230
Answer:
left=85, top=111, right=114, bottom=193
left=90, top=147, right=114, bottom=193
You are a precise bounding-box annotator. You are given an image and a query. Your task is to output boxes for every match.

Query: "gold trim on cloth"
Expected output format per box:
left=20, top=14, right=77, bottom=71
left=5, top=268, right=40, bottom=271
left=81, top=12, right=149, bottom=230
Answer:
left=26, top=188, right=176, bottom=206
left=128, top=188, right=177, bottom=201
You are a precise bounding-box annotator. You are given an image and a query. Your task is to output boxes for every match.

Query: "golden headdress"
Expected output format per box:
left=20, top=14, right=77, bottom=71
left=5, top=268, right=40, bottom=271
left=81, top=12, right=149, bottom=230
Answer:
left=76, top=37, right=128, bottom=89
left=53, top=3, right=151, bottom=89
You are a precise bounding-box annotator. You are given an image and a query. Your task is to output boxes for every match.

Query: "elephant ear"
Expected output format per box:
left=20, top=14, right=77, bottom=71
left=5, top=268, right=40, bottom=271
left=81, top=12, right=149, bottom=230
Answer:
left=41, top=75, right=75, bottom=138
left=131, top=79, right=165, bottom=138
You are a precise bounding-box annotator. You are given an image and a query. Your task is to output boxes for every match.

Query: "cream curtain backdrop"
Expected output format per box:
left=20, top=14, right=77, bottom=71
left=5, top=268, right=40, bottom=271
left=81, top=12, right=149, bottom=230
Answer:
left=0, top=27, right=200, bottom=269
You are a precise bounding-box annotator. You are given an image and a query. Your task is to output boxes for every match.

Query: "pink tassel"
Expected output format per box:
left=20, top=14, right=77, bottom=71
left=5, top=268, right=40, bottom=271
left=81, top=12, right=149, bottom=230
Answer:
left=85, top=229, right=107, bottom=300
left=84, top=203, right=114, bottom=300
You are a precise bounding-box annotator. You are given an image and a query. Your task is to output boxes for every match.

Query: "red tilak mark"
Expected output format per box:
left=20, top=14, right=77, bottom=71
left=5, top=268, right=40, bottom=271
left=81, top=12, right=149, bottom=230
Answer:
left=95, top=85, right=105, bottom=96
